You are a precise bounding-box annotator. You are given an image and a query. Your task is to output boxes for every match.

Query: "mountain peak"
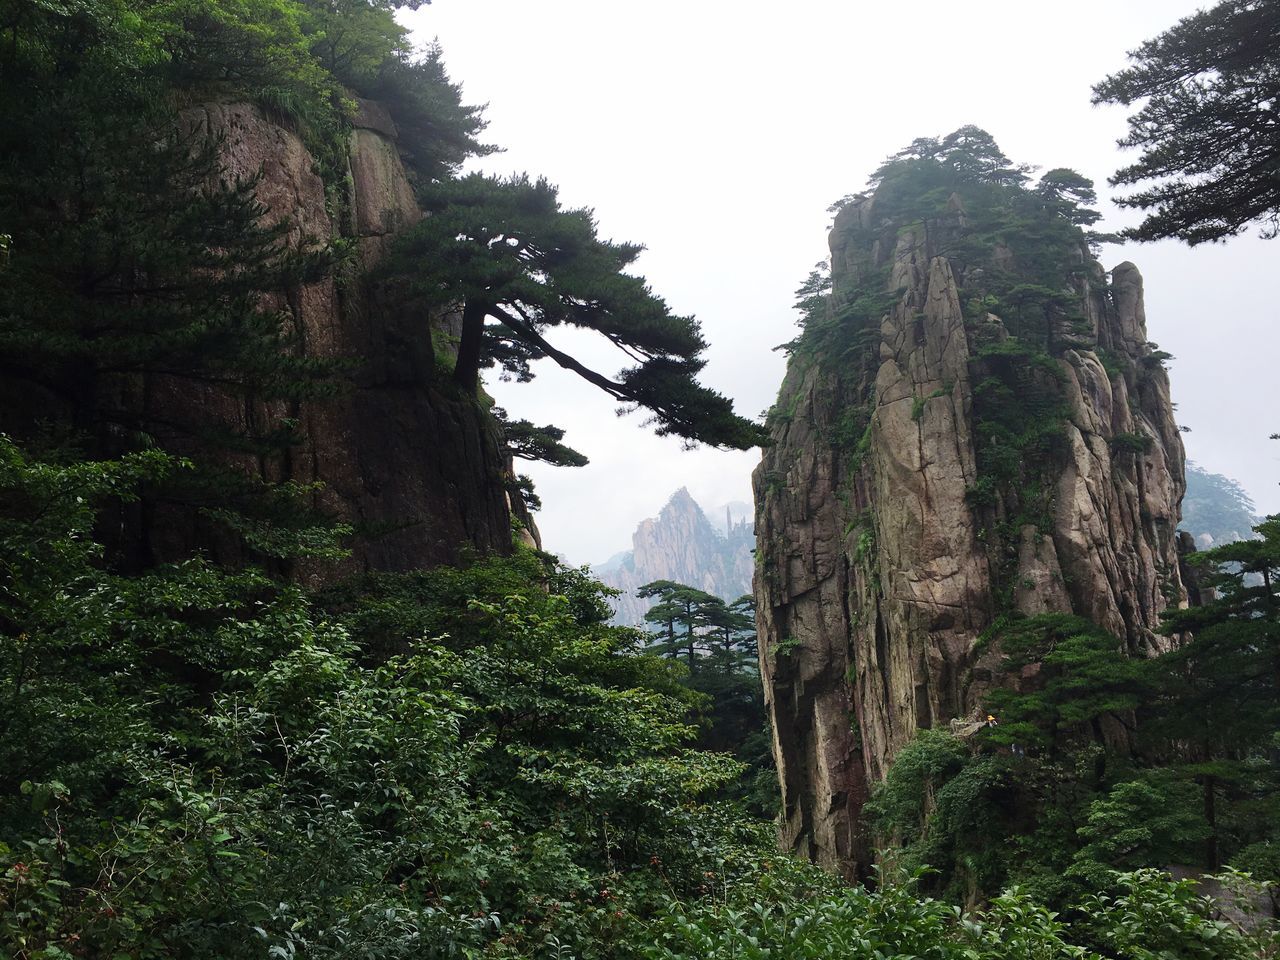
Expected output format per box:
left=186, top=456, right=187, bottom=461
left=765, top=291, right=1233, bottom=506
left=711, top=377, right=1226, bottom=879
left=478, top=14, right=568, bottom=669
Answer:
left=595, top=487, right=755, bottom=625
left=665, top=487, right=698, bottom=508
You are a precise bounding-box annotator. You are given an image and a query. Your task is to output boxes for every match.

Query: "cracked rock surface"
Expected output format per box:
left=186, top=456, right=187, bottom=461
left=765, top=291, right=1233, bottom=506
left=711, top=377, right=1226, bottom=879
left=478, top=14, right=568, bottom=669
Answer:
left=143, top=102, right=517, bottom=578
left=753, top=194, right=1186, bottom=879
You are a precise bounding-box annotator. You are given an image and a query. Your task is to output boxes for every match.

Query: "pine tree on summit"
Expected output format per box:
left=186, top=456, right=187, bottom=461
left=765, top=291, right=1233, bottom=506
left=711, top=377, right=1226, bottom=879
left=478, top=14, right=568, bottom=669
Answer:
left=388, top=173, right=766, bottom=450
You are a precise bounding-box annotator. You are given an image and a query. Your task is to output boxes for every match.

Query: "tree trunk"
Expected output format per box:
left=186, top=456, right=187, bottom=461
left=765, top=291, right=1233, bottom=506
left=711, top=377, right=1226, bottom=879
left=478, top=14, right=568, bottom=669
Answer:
left=685, top=602, right=696, bottom=668
left=1089, top=717, right=1107, bottom=786
left=1263, top=568, right=1279, bottom=693
left=453, top=298, right=488, bottom=391
left=1204, top=774, right=1219, bottom=870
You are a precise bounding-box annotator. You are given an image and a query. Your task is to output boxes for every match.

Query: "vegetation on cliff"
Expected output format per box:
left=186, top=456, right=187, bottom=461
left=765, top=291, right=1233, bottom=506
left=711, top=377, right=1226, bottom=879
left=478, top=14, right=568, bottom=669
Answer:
left=757, top=120, right=1277, bottom=915
left=789, top=126, right=1115, bottom=596
left=869, top=559, right=1280, bottom=907
left=787, top=129, right=1277, bottom=897
left=0, top=0, right=486, bottom=569
left=1, top=2, right=1278, bottom=958
left=0, top=0, right=759, bottom=536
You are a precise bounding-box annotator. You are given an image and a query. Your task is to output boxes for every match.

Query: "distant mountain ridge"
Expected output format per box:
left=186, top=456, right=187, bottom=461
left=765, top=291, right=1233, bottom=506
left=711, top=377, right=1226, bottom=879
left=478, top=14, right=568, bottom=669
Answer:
left=1181, top=461, right=1259, bottom=549
left=595, top=488, right=754, bottom=625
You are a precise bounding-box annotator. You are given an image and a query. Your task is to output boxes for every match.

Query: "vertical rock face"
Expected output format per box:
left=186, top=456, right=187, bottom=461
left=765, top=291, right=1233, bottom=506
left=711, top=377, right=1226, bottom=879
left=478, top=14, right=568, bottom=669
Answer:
left=142, top=100, right=518, bottom=575
left=598, top=488, right=755, bottom=625
left=754, top=183, right=1186, bottom=878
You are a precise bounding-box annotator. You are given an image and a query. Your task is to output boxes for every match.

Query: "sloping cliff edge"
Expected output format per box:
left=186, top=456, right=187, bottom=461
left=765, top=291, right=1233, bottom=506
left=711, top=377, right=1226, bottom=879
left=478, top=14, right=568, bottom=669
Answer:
left=753, top=190, right=1186, bottom=878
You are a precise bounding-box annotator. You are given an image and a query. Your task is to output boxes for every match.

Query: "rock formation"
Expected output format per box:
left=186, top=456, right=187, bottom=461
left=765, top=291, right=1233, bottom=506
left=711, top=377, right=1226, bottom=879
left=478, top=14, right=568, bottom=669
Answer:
left=598, top=488, right=754, bottom=625
left=141, top=100, right=524, bottom=575
left=754, top=167, right=1187, bottom=878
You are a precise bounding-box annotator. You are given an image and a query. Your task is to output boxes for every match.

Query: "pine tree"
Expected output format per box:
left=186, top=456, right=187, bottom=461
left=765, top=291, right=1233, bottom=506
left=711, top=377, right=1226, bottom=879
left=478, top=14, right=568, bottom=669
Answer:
left=387, top=174, right=766, bottom=449
left=1154, top=517, right=1280, bottom=867
left=493, top=407, right=589, bottom=468
left=1093, top=0, right=1280, bottom=244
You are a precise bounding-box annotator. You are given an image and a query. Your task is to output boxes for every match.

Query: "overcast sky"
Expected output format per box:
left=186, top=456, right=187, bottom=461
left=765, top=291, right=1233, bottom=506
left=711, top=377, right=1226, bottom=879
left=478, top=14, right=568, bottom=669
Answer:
left=403, top=0, right=1279, bottom=566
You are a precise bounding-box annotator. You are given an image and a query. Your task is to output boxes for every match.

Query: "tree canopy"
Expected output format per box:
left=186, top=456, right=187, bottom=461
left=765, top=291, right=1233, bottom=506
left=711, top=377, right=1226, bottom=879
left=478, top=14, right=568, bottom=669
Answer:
left=389, top=173, right=766, bottom=450
left=1093, top=0, right=1280, bottom=244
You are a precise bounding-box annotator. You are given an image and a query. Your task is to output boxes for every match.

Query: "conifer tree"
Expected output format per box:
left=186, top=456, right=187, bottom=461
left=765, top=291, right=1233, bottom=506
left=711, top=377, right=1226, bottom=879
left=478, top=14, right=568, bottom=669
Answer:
left=1093, top=0, right=1280, bottom=244
left=1154, top=518, right=1280, bottom=867
left=640, top=580, right=718, bottom=665
left=388, top=174, right=766, bottom=450
left=493, top=407, right=589, bottom=467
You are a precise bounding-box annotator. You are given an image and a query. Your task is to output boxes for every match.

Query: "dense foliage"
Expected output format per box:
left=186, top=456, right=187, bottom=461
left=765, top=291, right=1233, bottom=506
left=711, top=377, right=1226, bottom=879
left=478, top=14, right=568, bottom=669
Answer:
left=644, top=866, right=1279, bottom=960
left=4, top=444, right=1276, bottom=955
left=866, top=518, right=1280, bottom=909
left=1093, top=0, right=1280, bottom=244
left=0, top=435, right=769, bottom=957
left=3, top=3, right=1279, bottom=957
left=637, top=582, right=774, bottom=816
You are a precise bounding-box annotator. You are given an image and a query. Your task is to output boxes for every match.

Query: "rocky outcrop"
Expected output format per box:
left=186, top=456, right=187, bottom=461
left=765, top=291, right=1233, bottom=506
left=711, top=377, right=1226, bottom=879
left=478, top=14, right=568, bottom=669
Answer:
left=140, top=99, right=519, bottom=576
left=754, top=185, right=1187, bottom=878
left=599, top=488, right=754, bottom=625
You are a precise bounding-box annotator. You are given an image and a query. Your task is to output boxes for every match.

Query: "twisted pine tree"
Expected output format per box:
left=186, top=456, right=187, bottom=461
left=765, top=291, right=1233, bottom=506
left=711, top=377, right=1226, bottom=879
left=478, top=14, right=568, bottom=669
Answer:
left=390, top=173, right=766, bottom=450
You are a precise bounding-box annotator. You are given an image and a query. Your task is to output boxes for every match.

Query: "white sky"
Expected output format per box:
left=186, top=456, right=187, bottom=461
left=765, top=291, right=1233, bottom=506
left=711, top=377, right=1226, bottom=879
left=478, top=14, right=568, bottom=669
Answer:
left=403, top=0, right=1280, bottom=565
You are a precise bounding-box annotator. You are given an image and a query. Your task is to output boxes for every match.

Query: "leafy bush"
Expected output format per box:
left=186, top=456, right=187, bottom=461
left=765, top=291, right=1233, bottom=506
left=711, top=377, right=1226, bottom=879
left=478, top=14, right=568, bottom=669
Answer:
left=638, top=866, right=1280, bottom=960
left=0, top=438, right=762, bottom=958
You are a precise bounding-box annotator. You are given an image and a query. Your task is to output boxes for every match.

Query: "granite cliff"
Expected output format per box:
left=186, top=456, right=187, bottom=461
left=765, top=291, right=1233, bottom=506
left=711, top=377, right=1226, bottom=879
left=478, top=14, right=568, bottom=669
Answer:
left=162, top=100, right=530, bottom=576
left=753, top=139, right=1188, bottom=878
left=0, top=97, right=530, bottom=577
left=598, top=488, right=754, bottom=625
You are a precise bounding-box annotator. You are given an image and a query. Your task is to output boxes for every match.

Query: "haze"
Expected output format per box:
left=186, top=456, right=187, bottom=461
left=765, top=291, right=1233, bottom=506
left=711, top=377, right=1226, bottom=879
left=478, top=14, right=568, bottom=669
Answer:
left=403, top=0, right=1280, bottom=565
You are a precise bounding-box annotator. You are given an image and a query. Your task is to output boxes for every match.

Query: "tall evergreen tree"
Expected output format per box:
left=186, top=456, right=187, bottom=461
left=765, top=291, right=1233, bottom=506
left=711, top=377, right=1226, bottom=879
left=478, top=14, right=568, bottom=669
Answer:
left=639, top=580, right=719, bottom=666
left=1155, top=517, right=1280, bottom=867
